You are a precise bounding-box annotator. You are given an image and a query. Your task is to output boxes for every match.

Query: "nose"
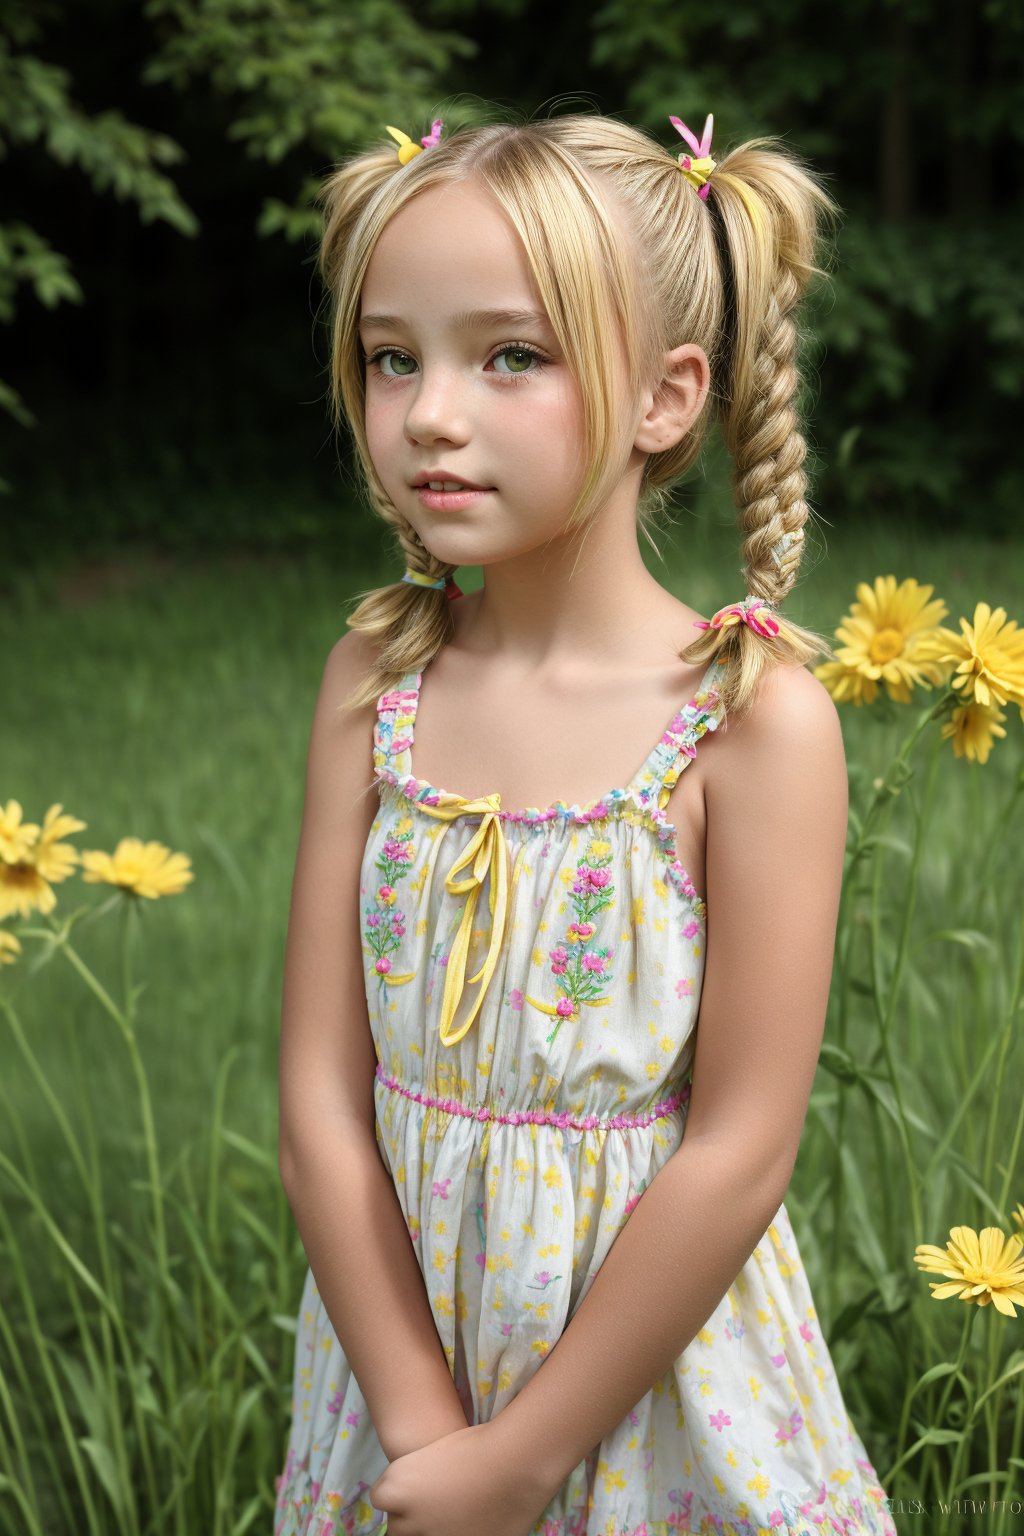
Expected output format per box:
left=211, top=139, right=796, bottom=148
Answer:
left=402, top=362, right=471, bottom=446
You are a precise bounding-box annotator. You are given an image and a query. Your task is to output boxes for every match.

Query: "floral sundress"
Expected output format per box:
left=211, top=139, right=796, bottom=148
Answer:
left=274, top=652, right=897, bottom=1536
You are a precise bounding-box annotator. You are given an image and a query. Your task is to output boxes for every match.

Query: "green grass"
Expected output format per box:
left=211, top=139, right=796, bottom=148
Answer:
left=1, top=492, right=1022, bottom=1533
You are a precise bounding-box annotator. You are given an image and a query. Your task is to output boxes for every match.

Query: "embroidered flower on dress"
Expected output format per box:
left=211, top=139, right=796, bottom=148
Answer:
left=525, top=838, right=617, bottom=1044
left=364, top=821, right=418, bottom=987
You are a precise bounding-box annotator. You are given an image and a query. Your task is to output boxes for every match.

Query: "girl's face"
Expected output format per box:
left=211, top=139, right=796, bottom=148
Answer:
left=358, top=178, right=598, bottom=568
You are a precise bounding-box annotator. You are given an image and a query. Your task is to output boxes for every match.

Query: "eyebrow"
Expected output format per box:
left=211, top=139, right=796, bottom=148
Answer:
left=358, top=307, right=554, bottom=334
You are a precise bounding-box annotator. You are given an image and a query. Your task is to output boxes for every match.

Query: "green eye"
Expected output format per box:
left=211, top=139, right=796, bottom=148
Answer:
left=368, top=349, right=417, bottom=377
left=494, top=348, right=533, bottom=373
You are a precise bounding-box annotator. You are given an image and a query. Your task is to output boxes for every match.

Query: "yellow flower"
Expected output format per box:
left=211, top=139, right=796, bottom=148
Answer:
left=939, top=698, right=1008, bottom=763
left=35, top=803, right=87, bottom=882
left=0, top=928, right=22, bottom=965
left=79, top=837, right=194, bottom=899
left=0, top=801, right=86, bottom=919
left=815, top=576, right=951, bottom=705
left=811, top=659, right=881, bottom=707
left=914, top=1224, right=1024, bottom=1317
left=917, top=601, right=1024, bottom=712
left=1011, top=1202, right=1024, bottom=1235
left=0, top=799, right=38, bottom=863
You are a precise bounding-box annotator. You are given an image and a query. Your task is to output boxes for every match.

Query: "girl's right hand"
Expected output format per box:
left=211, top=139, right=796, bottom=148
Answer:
left=370, top=1421, right=552, bottom=1536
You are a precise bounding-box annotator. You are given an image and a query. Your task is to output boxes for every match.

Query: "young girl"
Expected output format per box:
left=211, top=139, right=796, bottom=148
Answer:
left=274, top=107, right=898, bottom=1536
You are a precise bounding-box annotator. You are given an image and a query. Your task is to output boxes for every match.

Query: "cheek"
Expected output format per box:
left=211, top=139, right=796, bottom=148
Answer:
left=510, top=377, right=585, bottom=470
left=363, top=395, right=402, bottom=474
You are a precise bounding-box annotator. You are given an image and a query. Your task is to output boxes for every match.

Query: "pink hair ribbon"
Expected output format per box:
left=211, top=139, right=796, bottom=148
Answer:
left=693, top=594, right=783, bottom=639
left=669, top=113, right=717, bottom=200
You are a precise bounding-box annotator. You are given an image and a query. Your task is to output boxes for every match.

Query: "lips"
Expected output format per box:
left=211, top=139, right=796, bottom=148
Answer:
left=412, top=473, right=491, bottom=490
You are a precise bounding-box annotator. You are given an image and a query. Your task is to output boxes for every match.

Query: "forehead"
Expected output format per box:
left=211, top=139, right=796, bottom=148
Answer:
left=360, top=180, right=547, bottom=324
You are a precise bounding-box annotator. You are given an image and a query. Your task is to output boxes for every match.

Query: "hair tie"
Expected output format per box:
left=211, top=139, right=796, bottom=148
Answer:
left=669, top=113, right=716, bottom=200
left=385, top=118, right=444, bottom=165
left=693, top=594, right=783, bottom=639
left=401, top=569, right=463, bottom=600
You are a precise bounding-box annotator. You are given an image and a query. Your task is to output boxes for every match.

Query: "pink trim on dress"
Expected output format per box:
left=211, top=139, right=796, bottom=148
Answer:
left=375, top=1062, right=690, bottom=1130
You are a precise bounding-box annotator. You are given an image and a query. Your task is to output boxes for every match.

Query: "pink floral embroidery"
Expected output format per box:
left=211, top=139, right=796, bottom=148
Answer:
left=364, top=828, right=415, bottom=982
left=529, top=839, right=616, bottom=1045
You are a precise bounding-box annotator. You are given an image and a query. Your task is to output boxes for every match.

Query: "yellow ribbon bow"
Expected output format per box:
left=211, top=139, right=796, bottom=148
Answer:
left=414, top=793, right=513, bottom=1046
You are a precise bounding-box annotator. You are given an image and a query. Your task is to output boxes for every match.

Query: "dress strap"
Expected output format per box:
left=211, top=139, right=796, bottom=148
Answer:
left=625, top=655, right=729, bottom=815
left=373, top=669, right=421, bottom=780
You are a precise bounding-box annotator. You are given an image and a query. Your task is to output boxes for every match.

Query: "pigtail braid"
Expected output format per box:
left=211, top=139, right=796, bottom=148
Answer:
left=676, top=138, right=842, bottom=725
left=341, top=511, right=457, bottom=711
left=730, top=270, right=809, bottom=610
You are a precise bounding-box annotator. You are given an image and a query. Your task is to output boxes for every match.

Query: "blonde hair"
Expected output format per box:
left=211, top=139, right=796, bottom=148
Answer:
left=317, top=109, right=841, bottom=724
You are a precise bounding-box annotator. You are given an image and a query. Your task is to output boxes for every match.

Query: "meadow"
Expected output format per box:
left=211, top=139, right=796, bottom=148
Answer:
left=1, top=486, right=1022, bottom=1535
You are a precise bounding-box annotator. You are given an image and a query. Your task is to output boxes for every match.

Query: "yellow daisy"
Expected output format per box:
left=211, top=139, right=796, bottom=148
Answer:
left=818, top=576, right=952, bottom=705
left=939, top=698, right=1008, bottom=764
left=0, top=801, right=85, bottom=919
left=811, top=659, right=882, bottom=707
left=917, top=601, right=1024, bottom=711
left=0, top=928, right=22, bottom=965
left=0, top=799, right=39, bottom=863
left=35, top=803, right=87, bottom=881
left=914, top=1224, right=1024, bottom=1317
left=79, top=836, right=194, bottom=899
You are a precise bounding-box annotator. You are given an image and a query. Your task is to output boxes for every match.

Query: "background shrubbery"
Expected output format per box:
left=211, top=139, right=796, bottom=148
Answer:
left=2, top=0, right=1023, bottom=576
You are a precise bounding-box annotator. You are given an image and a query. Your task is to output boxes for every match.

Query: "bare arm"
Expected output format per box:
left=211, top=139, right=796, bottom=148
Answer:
left=278, top=629, right=469, bottom=1461
left=484, top=663, right=850, bottom=1488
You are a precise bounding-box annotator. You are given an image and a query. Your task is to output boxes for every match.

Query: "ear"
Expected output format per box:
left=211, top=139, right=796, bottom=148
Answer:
left=633, top=343, right=710, bottom=454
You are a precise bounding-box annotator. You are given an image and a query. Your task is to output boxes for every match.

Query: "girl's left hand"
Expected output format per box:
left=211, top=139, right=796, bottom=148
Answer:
left=367, top=1419, right=557, bottom=1536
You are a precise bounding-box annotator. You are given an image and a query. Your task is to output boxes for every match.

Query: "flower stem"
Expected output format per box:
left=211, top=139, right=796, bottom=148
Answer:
left=926, top=1304, right=978, bottom=1523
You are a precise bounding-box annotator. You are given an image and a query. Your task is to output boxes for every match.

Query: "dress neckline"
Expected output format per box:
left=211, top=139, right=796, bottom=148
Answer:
left=372, top=652, right=729, bottom=827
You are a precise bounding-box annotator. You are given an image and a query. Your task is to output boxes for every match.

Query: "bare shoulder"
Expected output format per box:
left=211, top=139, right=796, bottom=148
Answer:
left=703, top=659, right=849, bottom=941
left=709, top=660, right=847, bottom=805
left=304, top=628, right=386, bottom=825
left=319, top=625, right=385, bottom=716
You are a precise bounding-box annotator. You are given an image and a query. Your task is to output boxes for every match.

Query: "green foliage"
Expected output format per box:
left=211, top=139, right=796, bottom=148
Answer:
left=0, top=0, right=198, bottom=480
left=2, top=0, right=1022, bottom=534
left=142, top=0, right=478, bottom=166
